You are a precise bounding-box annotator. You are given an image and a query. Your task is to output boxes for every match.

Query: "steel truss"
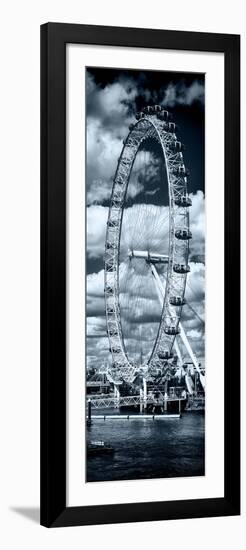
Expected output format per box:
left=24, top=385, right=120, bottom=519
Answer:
left=150, top=262, right=205, bottom=390
left=89, top=394, right=187, bottom=409
left=104, top=107, right=192, bottom=384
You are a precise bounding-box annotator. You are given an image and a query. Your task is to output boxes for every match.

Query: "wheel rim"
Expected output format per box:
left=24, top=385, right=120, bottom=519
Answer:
left=104, top=109, right=191, bottom=383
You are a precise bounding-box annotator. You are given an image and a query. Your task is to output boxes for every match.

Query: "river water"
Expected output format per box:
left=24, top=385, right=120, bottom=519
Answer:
left=86, top=411, right=205, bottom=482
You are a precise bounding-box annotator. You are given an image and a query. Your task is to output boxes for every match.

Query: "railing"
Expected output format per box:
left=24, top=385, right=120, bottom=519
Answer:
left=87, top=381, right=110, bottom=387
left=88, top=394, right=186, bottom=409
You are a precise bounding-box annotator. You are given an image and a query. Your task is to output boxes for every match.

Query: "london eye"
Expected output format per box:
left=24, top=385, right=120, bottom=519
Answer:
left=104, top=105, right=198, bottom=386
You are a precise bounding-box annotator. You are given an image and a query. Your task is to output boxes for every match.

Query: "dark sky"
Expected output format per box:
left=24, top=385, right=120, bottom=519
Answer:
left=86, top=67, right=206, bottom=364
left=87, top=66, right=205, bottom=196
left=86, top=67, right=205, bottom=275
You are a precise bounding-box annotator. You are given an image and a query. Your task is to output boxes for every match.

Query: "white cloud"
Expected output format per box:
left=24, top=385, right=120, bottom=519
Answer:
left=186, top=328, right=202, bottom=339
left=86, top=202, right=170, bottom=260
left=120, top=203, right=169, bottom=259
left=189, top=190, right=205, bottom=261
left=186, top=262, right=205, bottom=304
left=87, top=269, right=105, bottom=317
left=87, top=191, right=205, bottom=265
left=161, top=81, right=204, bottom=108
left=86, top=74, right=138, bottom=205
left=87, top=73, right=137, bottom=129
left=87, top=316, right=106, bottom=337
left=86, top=74, right=204, bottom=206
left=86, top=118, right=123, bottom=205
left=87, top=205, right=108, bottom=258
left=86, top=260, right=205, bottom=366
left=87, top=269, right=104, bottom=297
left=85, top=72, right=205, bottom=365
left=86, top=196, right=205, bottom=309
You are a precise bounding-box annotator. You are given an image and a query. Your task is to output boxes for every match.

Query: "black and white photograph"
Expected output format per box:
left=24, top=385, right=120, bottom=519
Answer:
left=0, top=4, right=241, bottom=539
left=85, top=67, right=205, bottom=483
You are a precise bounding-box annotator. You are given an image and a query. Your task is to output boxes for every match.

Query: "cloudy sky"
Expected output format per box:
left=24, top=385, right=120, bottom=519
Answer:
left=86, top=67, right=205, bottom=370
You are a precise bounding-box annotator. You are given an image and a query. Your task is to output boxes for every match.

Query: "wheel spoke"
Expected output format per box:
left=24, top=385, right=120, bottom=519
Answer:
left=104, top=107, right=191, bottom=383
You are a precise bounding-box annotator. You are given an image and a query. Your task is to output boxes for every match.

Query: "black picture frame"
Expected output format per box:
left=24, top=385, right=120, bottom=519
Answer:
left=41, top=22, right=240, bottom=527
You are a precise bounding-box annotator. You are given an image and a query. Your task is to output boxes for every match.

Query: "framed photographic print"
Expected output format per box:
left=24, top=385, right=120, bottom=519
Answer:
left=41, top=23, right=240, bottom=527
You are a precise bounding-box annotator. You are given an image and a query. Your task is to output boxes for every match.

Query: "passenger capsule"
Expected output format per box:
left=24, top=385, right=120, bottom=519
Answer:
left=107, top=328, right=118, bottom=336
left=105, top=285, right=114, bottom=294
left=175, top=229, right=192, bottom=240
left=157, top=110, right=169, bottom=121
left=173, top=263, right=190, bottom=274
left=158, top=351, right=173, bottom=360
left=164, top=326, right=180, bottom=336
left=171, top=140, right=185, bottom=152
left=169, top=296, right=186, bottom=306
left=117, top=181, right=124, bottom=187
left=174, top=195, right=192, bottom=207
left=113, top=197, right=122, bottom=206
left=173, top=165, right=190, bottom=177
left=107, top=219, right=119, bottom=227
left=144, top=106, right=154, bottom=114
left=167, top=122, right=176, bottom=133
left=105, top=259, right=116, bottom=270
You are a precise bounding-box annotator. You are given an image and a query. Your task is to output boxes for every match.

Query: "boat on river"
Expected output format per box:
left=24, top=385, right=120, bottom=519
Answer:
left=87, top=440, right=114, bottom=456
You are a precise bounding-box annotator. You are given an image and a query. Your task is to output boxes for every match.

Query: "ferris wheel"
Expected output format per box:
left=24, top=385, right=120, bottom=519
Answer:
left=104, top=105, right=193, bottom=385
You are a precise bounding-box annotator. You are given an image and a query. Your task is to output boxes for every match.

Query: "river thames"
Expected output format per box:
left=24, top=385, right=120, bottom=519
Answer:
left=86, top=411, right=205, bottom=482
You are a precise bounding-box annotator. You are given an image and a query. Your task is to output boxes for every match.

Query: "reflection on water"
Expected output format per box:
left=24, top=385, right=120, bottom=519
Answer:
left=86, top=411, right=205, bottom=482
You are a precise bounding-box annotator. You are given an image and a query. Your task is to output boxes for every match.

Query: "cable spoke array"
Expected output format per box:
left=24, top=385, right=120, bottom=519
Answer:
left=104, top=105, right=192, bottom=384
